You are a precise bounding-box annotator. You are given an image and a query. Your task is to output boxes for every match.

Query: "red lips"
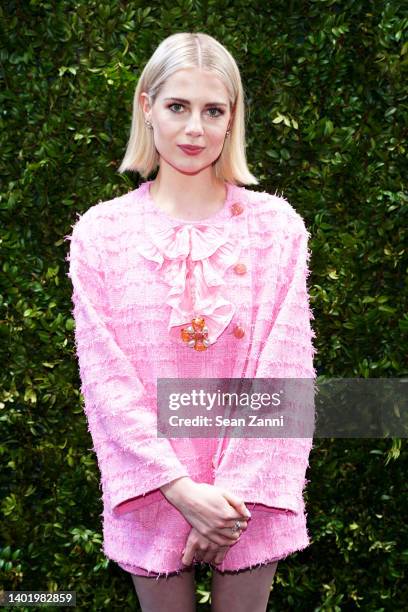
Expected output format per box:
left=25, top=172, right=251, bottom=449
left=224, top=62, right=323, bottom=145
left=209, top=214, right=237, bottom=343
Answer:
left=178, top=145, right=204, bottom=152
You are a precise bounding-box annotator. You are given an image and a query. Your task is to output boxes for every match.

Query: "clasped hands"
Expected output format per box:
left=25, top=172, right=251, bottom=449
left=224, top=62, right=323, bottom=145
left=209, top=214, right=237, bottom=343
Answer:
left=181, top=522, right=247, bottom=567
left=161, top=478, right=251, bottom=568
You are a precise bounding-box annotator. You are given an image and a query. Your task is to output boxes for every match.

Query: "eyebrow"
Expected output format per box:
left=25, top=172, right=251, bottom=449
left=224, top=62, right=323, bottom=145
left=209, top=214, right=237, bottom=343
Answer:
left=164, top=97, right=228, bottom=107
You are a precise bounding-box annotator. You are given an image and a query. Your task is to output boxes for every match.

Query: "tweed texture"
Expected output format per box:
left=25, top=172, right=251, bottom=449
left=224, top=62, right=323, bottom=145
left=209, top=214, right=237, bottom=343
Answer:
left=65, top=179, right=317, bottom=576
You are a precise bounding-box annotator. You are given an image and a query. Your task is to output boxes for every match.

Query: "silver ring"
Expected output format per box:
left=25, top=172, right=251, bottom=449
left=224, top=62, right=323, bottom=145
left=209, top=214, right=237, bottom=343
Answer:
left=231, top=520, right=242, bottom=534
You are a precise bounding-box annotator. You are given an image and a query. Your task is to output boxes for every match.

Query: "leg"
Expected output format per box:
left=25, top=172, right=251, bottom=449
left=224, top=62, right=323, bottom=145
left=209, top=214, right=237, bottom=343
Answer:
left=211, top=561, right=278, bottom=612
left=130, top=567, right=196, bottom=612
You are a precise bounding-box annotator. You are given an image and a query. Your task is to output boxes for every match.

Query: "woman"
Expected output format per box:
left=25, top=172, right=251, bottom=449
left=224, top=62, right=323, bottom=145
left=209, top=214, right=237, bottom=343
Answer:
left=66, top=32, right=316, bottom=612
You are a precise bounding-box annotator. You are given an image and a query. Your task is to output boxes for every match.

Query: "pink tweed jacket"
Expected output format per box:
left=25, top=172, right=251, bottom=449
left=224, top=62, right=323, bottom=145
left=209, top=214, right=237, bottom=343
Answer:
left=65, top=180, right=317, bottom=574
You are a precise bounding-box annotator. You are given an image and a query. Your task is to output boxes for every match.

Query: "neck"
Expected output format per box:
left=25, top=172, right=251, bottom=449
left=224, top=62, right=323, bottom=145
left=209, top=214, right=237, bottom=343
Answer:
left=149, top=172, right=227, bottom=221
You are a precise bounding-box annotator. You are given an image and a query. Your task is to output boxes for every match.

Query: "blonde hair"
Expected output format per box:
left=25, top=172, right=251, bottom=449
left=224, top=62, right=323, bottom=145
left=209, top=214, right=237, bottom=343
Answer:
left=118, top=32, right=259, bottom=186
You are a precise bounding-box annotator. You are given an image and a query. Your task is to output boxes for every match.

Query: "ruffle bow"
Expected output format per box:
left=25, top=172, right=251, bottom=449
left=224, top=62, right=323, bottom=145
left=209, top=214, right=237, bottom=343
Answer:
left=137, top=223, right=241, bottom=348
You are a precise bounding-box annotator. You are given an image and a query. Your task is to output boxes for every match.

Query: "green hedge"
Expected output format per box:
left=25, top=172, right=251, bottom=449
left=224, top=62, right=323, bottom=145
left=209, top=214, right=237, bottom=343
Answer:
left=1, top=0, right=407, bottom=610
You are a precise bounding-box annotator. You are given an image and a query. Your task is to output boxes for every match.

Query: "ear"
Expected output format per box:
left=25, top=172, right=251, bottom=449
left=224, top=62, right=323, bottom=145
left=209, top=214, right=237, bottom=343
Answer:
left=228, top=103, right=237, bottom=128
left=139, top=92, right=152, bottom=117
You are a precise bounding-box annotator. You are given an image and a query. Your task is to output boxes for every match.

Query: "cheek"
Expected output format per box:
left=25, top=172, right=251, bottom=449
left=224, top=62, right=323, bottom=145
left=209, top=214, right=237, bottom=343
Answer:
left=157, top=121, right=176, bottom=137
left=154, top=126, right=178, bottom=150
left=209, top=130, right=227, bottom=148
left=155, top=113, right=177, bottom=134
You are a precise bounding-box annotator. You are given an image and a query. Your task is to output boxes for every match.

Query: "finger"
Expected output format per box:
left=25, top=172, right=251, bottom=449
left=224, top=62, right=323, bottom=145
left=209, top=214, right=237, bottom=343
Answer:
left=182, top=540, right=196, bottom=566
left=210, top=531, right=240, bottom=545
left=200, top=548, right=219, bottom=563
left=211, top=531, right=242, bottom=547
left=224, top=519, right=248, bottom=531
left=216, top=528, right=244, bottom=544
left=196, top=529, right=235, bottom=546
left=203, top=541, right=222, bottom=563
left=219, top=514, right=248, bottom=537
left=221, top=491, right=251, bottom=519
left=224, top=515, right=250, bottom=527
left=195, top=524, right=244, bottom=546
left=191, top=540, right=212, bottom=564
left=215, top=523, right=247, bottom=543
left=213, top=546, right=229, bottom=565
left=194, top=542, right=211, bottom=561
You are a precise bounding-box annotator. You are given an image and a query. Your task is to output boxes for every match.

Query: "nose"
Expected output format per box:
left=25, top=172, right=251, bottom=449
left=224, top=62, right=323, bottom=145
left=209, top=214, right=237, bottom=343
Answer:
left=185, top=111, right=204, bottom=135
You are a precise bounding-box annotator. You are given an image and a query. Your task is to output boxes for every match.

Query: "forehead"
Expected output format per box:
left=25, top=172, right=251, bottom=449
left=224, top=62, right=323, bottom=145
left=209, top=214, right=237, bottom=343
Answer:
left=160, top=68, right=229, bottom=102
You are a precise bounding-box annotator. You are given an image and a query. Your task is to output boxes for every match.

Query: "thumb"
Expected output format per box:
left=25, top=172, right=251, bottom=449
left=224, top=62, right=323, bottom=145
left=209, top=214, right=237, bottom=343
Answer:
left=222, top=490, right=251, bottom=518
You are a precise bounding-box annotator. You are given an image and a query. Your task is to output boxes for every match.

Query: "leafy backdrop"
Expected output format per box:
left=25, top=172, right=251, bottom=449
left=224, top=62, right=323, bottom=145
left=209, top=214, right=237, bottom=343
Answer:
left=1, top=0, right=407, bottom=610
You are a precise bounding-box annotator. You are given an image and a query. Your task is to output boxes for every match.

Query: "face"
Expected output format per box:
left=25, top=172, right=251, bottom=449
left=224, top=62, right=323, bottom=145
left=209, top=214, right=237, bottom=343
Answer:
left=140, top=68, right=233, bottom=175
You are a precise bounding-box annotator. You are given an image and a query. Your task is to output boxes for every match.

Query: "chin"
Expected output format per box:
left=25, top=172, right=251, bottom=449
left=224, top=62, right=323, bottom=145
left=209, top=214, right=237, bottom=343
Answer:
left=173, top=159, right=214, bottom=174
left=162, top=153, right=216, bottom=175
left=176, top=167, right=207, bottom=176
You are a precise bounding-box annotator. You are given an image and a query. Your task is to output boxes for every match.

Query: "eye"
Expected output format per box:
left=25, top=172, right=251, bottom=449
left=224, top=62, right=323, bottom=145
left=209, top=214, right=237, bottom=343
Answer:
left=167, top=103, right=225, bottom=118
left=168, top=103, right=184, bottom=113
left=208, top=107, right=225, bottom=118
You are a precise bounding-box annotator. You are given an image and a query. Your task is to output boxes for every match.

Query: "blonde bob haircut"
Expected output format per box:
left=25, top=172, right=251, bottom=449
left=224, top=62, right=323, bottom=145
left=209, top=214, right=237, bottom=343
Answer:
left=118, top=31, right=259, bottom=186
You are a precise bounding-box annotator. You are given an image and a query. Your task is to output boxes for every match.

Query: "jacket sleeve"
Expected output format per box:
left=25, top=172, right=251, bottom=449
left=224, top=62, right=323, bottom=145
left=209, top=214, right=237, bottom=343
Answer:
left=213, top=214, right=316, bottom=514
left=66, top=212, right=190, bottom=517
left=255, top=220, right=316, bottom=379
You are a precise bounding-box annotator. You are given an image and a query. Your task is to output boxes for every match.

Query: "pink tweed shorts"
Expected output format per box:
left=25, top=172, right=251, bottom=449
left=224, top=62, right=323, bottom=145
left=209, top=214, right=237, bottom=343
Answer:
left=116, top=503, right=310, bottom=578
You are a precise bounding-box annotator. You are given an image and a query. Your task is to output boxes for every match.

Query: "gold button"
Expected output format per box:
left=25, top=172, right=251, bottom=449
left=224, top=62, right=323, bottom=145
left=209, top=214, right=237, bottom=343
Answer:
left=231, top=202, right=244, bottom=216
left=233, top=324, right=245, bottom=339
left=234, top=263, right=247, bottom=275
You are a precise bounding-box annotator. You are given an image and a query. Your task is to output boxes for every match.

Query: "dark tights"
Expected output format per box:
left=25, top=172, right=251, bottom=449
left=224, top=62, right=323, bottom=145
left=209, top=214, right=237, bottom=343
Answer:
left=130, top=561, right=278, bottom=612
